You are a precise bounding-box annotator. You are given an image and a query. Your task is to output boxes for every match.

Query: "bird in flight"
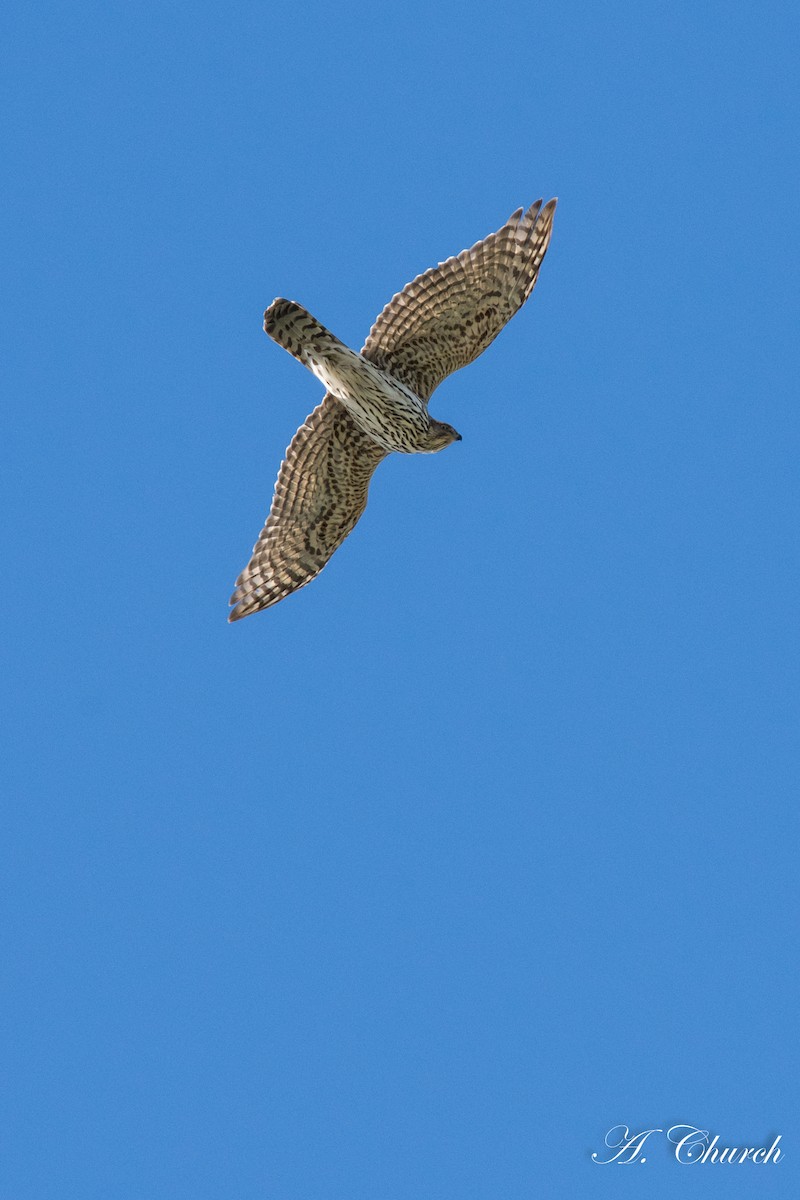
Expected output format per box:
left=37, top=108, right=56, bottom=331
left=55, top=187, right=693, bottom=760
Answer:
left=229, top=198, right=557, bottom=621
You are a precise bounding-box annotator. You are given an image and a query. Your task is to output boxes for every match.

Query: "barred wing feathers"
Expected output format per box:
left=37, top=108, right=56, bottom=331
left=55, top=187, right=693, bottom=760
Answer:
left=362, top=198, right=556, bottom=402
left=229, top=198, right=556, bottom=619
left=229, top=397, right=387, bottom=620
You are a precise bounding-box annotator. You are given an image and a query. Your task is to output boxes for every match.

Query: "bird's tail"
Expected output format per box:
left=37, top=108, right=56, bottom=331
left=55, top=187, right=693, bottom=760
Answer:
left=264, top=297, right=385, bottom=409
left=263, top=299, right=349, bottom=372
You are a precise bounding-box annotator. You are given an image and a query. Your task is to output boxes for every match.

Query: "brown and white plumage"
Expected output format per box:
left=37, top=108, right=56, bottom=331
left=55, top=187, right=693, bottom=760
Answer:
left=363, top=198, right=556, bottom=401
left=229, top=198, right=556, bottom=621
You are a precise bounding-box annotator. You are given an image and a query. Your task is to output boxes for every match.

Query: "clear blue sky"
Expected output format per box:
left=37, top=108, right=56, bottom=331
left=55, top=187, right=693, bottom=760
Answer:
left=3, top=1, right=798, bottom=1197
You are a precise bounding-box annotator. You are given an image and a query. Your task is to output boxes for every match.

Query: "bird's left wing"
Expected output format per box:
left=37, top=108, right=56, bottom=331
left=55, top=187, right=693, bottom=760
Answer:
left=229, top=395, right=387, bottom=620
left=361, top=199, right=556, bottom=403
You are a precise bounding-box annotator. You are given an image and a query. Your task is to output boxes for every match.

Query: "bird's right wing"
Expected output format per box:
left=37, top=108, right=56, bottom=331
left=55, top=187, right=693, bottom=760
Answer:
left=361, top=199, right=556, bottom=402
left=229, top=396, right=387, bottom=620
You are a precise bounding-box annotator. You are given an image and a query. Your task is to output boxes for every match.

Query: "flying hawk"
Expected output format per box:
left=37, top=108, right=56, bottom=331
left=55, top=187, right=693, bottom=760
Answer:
left=229, top=198, right=557, bottom=620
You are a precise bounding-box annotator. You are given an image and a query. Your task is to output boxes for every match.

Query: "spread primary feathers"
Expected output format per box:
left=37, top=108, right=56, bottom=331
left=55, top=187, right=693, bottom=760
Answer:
left=229, top=198, right=557, bottom=621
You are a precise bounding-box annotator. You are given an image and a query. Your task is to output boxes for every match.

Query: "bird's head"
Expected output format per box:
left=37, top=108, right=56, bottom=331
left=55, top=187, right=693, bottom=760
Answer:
left=425, top=420, right=463, bottom=452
